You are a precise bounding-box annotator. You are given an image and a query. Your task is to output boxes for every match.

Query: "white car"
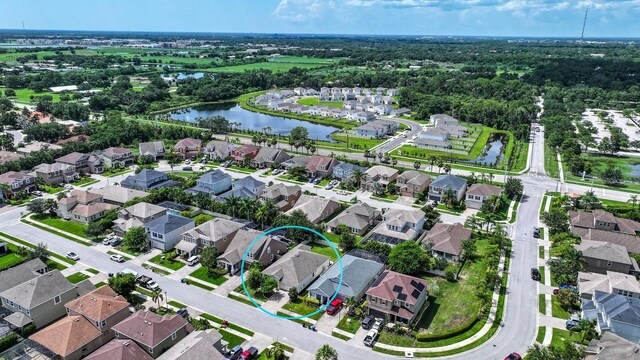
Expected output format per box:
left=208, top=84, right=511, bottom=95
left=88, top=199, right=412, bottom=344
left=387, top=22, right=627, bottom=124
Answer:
left=66, top=252, right=80, bottom=261
left=64, top=184, right=74, bottom=190
left=109, top=254, right=125, bottom=263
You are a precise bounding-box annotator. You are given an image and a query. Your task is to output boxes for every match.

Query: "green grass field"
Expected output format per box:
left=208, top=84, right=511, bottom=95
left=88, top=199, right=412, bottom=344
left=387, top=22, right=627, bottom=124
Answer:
left=66, top=272, right=90, bottom=284
left=296, top=98, right=343, bottom=108
left=0, top=87, right=62, bottom=103
left=33, top=215, right=88, bottom=238
left=149, top=254, right=186, bottom=271
left=0, top=252, right=25, bottom=270
left=551, top=296, right=569, bottom=319
left=207, top=62, right=323, bottom=73
left=189, top=267, right=228, bottom=286
left=308, top=242, right=342, bottom=261
left=281, top=299, right=323, bottom=320
left=550, top=328, right=582, bottom=348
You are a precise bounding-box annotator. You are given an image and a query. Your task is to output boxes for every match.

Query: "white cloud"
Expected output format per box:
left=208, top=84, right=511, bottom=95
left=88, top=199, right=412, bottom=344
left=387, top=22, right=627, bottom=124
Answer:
left=272, top=0, right=337, bottom=22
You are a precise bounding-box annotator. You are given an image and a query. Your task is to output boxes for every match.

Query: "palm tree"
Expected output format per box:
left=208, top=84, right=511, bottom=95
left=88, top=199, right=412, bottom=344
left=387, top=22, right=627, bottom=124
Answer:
left=345, top=297, right=357, bottom=316
left=630, top=194, right=639, bottom=208
left=413, top=161, right=421, bottom=170
left=465, top=216, right=481, bottom=234
left=315, top=344, right=338, bottom=360
left=429, top=156, right=436, bottom=172
left=443, top=164, right=451, bottom=174
left=441, top=189, right=456, bottom=208
left=240, top=198, right=258, bottom=221
left=352, top=169, right=364, bottom=188
left=569, top=319, right=599, bottom=343
left=224, top=195, right=241, bottom=218
left=266, top=343, right=285, bottom=360
left=151, top=290, right=164, bottom=308
left=436, top=159, right=444, bottom=173
left=255, top=205, right=267, bottom=229
left=488, top=173, right=494, bottom=184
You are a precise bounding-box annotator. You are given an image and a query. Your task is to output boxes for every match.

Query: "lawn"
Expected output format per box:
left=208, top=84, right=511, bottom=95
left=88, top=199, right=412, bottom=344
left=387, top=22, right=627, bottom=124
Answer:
left=41, top=185, right=64, bottom=194
left=539, top=246, right=545, bottom=259
left=550, top=328, right=582, bottom=348
left=296, top=97, right=343, bottom=108
left=32, top=215, right=88, bottom=238
left=103, top=168, right=132, bottom=177
left=328, top=134, right=385, bottom=151
left=148, top=253, right=186, bottom=271
left=551, top=296, right=569, bottom=319
left=66, top=272, right=90, bottom=284
left=536, top=327, right=546, bottom=344
left=281, top=299, right=323, bottom=320
left=337, top=315, right=361, bottom=334
left=200, top=313, right=255, bottom=336
left=436, top=204, right=465, bottom=215
left=114, top=246, right=140, bottom=257
left=0, top=87, right=62, bottom=103
left=189, top=267, right=228, bottom=286
left=72, top=177, right=100, bottom=187
left=308, top=242, right=341, bottom=261
left=322, top=232, right=340, bottom=244
left=539, top=266, right=546, bottom=285
left=0, top=252, right=25, bottom=270
left=544, top=144, right=560, bottom=179
left=476, top=197, right=510, bottom=221
left=0, top=231, right=76, bottom=265
left=538, top=294, right=546, bottom=314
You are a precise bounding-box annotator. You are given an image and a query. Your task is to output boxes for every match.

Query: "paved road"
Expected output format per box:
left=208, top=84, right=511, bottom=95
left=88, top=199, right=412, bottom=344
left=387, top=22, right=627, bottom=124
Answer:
left=374, top=116, right=424, bottom=154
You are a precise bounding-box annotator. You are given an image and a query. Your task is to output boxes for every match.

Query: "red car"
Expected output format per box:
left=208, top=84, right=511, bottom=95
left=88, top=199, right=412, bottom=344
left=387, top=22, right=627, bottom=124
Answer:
left=505, top=353, right=522, bottom=360
left=326, top=298, right=343, bottom=315
left=553, top=289, right=559, bottom=295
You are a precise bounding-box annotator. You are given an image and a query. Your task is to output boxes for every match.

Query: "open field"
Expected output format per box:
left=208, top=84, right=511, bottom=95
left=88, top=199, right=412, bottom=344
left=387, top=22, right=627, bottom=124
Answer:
left=296, top=98, right=343, bottom=108
left=206, top=62, right=325, bottom=73
left=0, top=87, right=62, bottom=103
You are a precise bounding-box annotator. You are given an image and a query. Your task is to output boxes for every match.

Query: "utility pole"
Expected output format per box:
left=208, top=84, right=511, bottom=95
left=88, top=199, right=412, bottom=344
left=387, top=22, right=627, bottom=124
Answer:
left=580, top=5, right=590, bottom=41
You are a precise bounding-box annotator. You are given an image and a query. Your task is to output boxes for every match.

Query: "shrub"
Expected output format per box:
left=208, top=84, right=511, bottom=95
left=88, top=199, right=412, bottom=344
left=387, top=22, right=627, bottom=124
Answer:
left=304, top=296, right=321, bottom=307
left=445, top=265, right=457, bottom=282
left=0, top=332, right=19, bottom=352
left=22, top=323, right=37, bottom=337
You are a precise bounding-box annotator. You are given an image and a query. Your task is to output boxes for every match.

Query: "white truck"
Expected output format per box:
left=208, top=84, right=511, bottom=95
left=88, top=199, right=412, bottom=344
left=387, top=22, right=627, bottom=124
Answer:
left=363, top=329, right=379, bottom=347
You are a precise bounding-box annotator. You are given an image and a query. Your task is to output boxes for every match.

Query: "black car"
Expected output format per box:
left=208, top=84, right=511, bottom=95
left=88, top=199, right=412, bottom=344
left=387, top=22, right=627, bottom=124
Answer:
left=531, top=268, right=541, bottom=281
left=362, top=315, right=374, bottom=329
left=566, top=320, right=579, bottom=330
left=533, top=227, right=540, bottom=238
left=176, top=308, right=189, bottom=319
left=226, top=345, right=243, bottom=360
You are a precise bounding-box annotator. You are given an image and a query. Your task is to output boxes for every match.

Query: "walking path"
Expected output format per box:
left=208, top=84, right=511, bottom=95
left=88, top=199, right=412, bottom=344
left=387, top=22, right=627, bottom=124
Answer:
left=539, top=194, right=554, bottom=346
left=23, top=214, right=93, bottom=245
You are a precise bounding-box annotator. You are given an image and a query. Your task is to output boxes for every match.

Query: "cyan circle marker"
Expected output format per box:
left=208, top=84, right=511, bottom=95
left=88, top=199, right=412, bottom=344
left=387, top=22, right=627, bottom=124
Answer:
left=240, top=225, right=343, bottom=320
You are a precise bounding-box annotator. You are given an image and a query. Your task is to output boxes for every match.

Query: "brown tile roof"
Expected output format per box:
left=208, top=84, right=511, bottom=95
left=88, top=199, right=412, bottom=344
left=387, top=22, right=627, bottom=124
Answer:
left=85, top=339, right=153, bottom=360
left=367, top=270, right=427, bottom=305
left=422, top=222, right=472, bottom=256
left=0, top=171, right=33, bottom=185
left=56, top=152, right=88, bottom=164
left=30, top=315, right=102, bottom=357
left=103, top=147, right=132, bottom=158
left=72, top=202, right=119, bottom=218
left=65, top=285, right=130, bottom=322
left=466, top=183, right=502, bottom=197
left=112, top=311, right=190, bottom=348
left=305, top=155, right=336, bottom=173
left=569, top=210, right=640, bottom=235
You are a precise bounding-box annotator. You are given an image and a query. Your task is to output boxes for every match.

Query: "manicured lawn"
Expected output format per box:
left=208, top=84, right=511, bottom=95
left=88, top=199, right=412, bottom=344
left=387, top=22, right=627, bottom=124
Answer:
left=308, top=242, right=341, bottom=261
left=168, top=300, right=186, bottom=308
left=296, top=97, right=343, bottom=108
left=281, top=300, right=323, bottom=320
left=538, top=294, right=546, bottom=314
left=189, top=267, right=228, bottom=286
left=235, top=284, right=269, bottom=302
left=41, top=185, right=64, bottom=194
left=539, top=266, right=546, bottom=285
left=228, top=165, right=257, bottom=173
left=330, top=134, right=385, bottom=150
left=148, top=254, right=186, bottom=271
left=436, top=204, right=465, bottom=215
left=114, top=246, right=140, bottom=257
left=32, top=215, right=88, bottom=238
left=66, top=272, right=90, bottom=284
left=551, top=296, right=569, bottom=319
left=536, top=326, right=546, bottom=343
left=0, top=252, right=25, bottom=270
left=86, top=268, right=99, bottom=274
left=0, top=231, right=76, bottom=265
left=103, top=169, right=132, bottom=177
left=94, top=281, right=106, bottom=288
left=0, top=87, right=62, bottom=103
left=72, top=177, right=99, bottom=186
left=136, top=286, right=157, bottom=298
left=322, top=232, right=340, bottom=244
left=544, top=144, right=560, bottom=179
left=539, top=246, right=545, bottom=259
left=550, top=328, right=582, bottom=348
left=337, top=315, right=361, bottom=334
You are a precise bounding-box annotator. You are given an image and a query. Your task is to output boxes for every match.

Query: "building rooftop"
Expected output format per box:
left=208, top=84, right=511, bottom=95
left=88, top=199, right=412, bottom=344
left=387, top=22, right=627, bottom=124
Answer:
left=112, top=310, right=190, bottom=348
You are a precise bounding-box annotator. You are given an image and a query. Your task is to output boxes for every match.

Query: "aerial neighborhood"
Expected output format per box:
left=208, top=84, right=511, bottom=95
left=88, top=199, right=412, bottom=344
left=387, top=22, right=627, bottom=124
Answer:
left=0, top=26, right=639, bottom=360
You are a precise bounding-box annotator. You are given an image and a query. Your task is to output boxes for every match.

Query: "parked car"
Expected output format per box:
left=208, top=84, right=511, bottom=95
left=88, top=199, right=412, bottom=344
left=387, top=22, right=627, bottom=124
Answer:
left=505, top=353, right=522, bottom=360
left=362, top=315, right=374, bottom=329
left=313, top=178, right=321, bottom=184
left=241, top=347, right=258, bottom=360
left=363, top=329, right=379, bottom=347
left=272, top=169, right=282, bottom=175
left=553, top=288, right=559, bottom=295
left=324, top=183, right=334, bottom=190
left=32, top=190, right=43, bottom=196
left=66, top=252, right=80, bottom=261
left=187, top=255, right=200, bottom=266
left=533, top=227, right=540, bottom=238
left=110, top=254, right=125, bottom=263
left=336, top=190, right=347, bottom=195
left=226, top=345, right=243, bottom=360
left=531, top=268, right=541, bottom=281
left=64, top=184, right=74, bottom=190
left=136, top=275, right=160, bottom=291
left=559, top=284, right=578, bottom=292
left=566, top=320, right=579, bottom=330
left=308, top=177, right=315, bottom=183
left=182, top=166, right=192, bottom=171
left=110, top=238, right=122, bottom=246
left=184, top=160, right=191, bottom=165
left=102, top=237, right=112, bottom=245
left=372, top=318, right=384, bottom=332
left=326, top=298, right=343, bottom=315
left=176, top=308, right=189, bottom=319
left=535, top=127, right=541, bottom=132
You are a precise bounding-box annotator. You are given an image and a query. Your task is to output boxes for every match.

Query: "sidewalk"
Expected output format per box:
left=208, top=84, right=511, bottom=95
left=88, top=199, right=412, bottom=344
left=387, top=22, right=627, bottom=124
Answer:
left=23, top=213, right=93, bottom=245
left=539, top=194, right=554, bottom=346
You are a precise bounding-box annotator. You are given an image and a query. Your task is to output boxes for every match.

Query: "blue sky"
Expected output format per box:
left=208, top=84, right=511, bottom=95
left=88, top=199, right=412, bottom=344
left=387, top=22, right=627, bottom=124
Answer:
left=1, top=0, right=639, bottom=38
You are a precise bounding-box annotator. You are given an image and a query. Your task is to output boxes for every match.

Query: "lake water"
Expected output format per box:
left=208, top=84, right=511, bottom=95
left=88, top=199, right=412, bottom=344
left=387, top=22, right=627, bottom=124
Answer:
left=162, top=72, right=205, bottom=80
left=464, top=134, right=506, bottom=166
left=629, top=164, right=640, bottom=178
left=169, top=103, right=339, bottom=142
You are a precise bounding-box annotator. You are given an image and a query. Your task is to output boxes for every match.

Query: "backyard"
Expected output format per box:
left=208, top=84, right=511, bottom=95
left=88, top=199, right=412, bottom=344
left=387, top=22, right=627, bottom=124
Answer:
left=296, top=98, right=343, bottom=108
left=308, top=242, right=342, bottom=261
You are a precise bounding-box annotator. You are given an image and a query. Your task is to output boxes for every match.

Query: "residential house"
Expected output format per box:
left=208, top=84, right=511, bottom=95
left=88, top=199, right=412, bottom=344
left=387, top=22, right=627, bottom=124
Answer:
left=578, top=271, right=640, bottom=300
left=230, top=145, right=260, bottom=162
left=56, top=152, right=104, bottom=174
left=260, top=183, right=302, bottom=212
left=65, top=286, right=131, bottom=338
left=397, top=171, right=431, bottom=198
left=387, top=88, right=399, bottom=96
left=185, top=170, right=232, bottom=197
left=88, top=185, right=149, bottom=207
left=0, top=171, right=36, bottom=197
left=282, top=155, right=310, bottom=171
left=251, top=148, right=291, bottom=168
left=32, top=162, right=79, bottom=185
left=465, top=184, right=503, bottom=210
left=584, top=332, right=640, bottom=360
left=112, top=310, right=192, bottom=358
left=113, top=202, right=167, bottom=237
left=263, top=244, right=331, bottom=294
left=414, top=138, right=452, bottom=150
left=176, top=218, right=245, bottom=257
left=220, top=175, right=266, bottom=201
left=217, top=229, right=288, bottom=273
left=98, top=148, right=135, bottom=167
left=17, top=142, right=63, bottom=156
left=138, top=141, right=166, bottom=161
left=570, top=210, right=640, bottom=235
left=369, top=208, right=426, bottom=245
left=582, top=290, right=640, bottom=343
left=326, top=202, right=381, bottom=236
left=361, top=165, right=399, bottom=192
left=174, top=138, right=202, bottom=160
left=430, top=114, right=460, bottom=127
left=354, top=112, right=377, bottom=123
left=157, top=329, right=227, bottom=360
left=575, top=240, right=639, bottom=275
left=391, top=108, right=411, bottom=117
left=354, top=120, right=397, bottom=138
left=121, top=169, right=181, bottom=191
left=305, top=155, right=338, bottom=179
left=216, top=186, right=257, bottom=201
left=572, top=228, right=640, bottom=254
left=421, top=222, right=473, bottom=262
left=332, top=162, right=367, bottom=181
left=0, top=259, right=48, bottom=295
left=84, top=339, right=153, bottom=360
left=0, top=270, right=81, bottom=328
left=144, top=214, right=195, bottom=251
left=204, top=140, right=235, bottom=161
left=285, top=195, right=341, bottom=224
left=428, top=174, right=468, bottom=202
left=366, top=271, right=428, bottom=324
left=0, top=151, right=23, bottom=165
left=57, top=189, right=119, bottom=225
left=308, top=253, right=385, bottom=304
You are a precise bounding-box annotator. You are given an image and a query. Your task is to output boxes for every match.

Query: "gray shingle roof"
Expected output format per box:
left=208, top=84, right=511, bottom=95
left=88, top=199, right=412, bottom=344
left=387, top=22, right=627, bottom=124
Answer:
left=575, top=240, right=632, bottom=265
left=199, top=169, right=231, bottom=184
left=431, top=174, right=467, bottom=191
left=145, top=214, right=194, bottom=234
left=234, top=176, right=265, bottom=190
left=594, top=290, right=640, bottom=327
left=217, top=186, right=256, bottom=200
left=263, top=245, right=330, bottom=289
left=0, top=258, right=47, bottom=293
left=308, top=254, right=384, bottom=299
left=0, top=270, right=75, bottom=309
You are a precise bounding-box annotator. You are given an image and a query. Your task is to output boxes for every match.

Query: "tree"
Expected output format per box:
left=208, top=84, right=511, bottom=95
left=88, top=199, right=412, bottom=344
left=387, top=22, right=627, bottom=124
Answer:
left=123, top=226, right=149, bottom=252
left=526, top=341, right=585, bottom=360
left=265, top=343, right=286, bottom=360
left=108, top=273, right=136, bottom=300
left=388, top=241, right=429, bottom=276
left=504, top=177, right=523, bottom=198
left=441, top=189, right=457, bottom=208
left=556, top=288, right=579, bottom=311
left=461, top=238, right=477, bottom=261
left=413, top=161, right=421, bottom=170
left=339, top=232, right=357, bottom=252
left=580, top=191, right=598, bottom=210
left=315, top=344, right=338, bottom=360
left=200, top=246, right=218, bottom=269
left=569, top=319, right=599, bottom=343
left=288, top=287, right=299, bottom=302
left=333, top=224, right=348, bottom=236
left=30, top=242, right=49, bottom=263
left=420, top=205, right=441, bottom=231
left=547, top=248, right=583, bottom=285
left=151, top=290, right=164, bottom=308
left=543, top=208, right=570, bottom=235
left=27, top=198, right=47, bottom=216
left=258, top=276, right=278, bottom=296
left=601, top=166, right=623, bottom=185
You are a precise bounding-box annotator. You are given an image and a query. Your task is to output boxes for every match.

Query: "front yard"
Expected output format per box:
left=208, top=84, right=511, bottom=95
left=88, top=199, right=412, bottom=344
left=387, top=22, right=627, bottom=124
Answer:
left=189, top=267, right=228, bottom=286
left=337, top=315, right=361, bottom=334
left=149, top=253, right=186, bottom=271
left=32, top=215, right=88, bottom=238
left=281, top=299, right=323, bottom=320
left=72, top=177, right=100, bottom=187
left=66, top=272, right=90, bottom=284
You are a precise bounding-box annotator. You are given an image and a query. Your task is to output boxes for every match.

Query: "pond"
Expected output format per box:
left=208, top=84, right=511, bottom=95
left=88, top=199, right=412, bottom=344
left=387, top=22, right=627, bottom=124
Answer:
left=464, top=134, right=506, bottom=166
left=629, top=164, right=640, bottom=178
left=162, top=72, right=205, bottom=80
left=169, top=103, right=339, bottom=142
